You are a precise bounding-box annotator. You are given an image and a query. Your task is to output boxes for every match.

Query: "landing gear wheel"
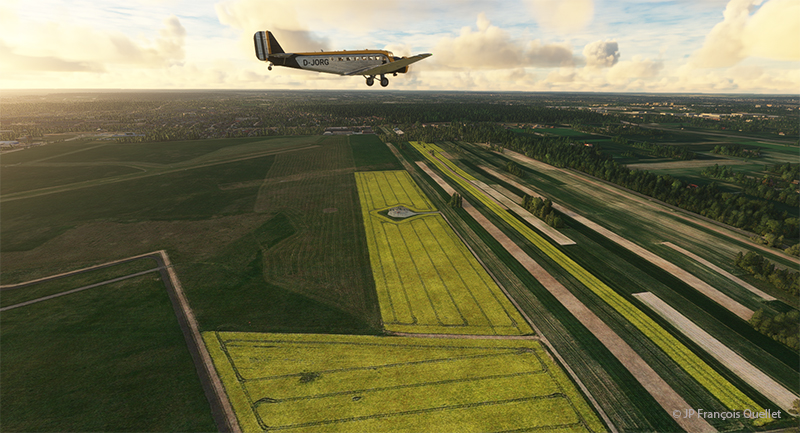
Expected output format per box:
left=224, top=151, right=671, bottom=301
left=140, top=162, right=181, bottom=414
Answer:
left=268, top=64, right=272, bottom=71
left=380, top=76, right=389, bottom=87
left=366, top=76, right=374, bottom=86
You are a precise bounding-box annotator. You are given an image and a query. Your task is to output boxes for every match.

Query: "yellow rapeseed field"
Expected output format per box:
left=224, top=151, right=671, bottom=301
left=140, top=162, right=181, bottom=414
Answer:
left=203, top=331, right=607, bottom=433
left=355, top=170, right=531, bottom=336
left=410, top=141, right=764, bottom=414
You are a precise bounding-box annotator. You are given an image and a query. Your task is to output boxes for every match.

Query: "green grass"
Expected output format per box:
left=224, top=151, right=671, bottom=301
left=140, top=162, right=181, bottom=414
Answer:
left=1, top=154, right=276, bottom=251
left=182, top=140, right=382, bottom=334
left=47, top=137, right=273, bottom=164
left=0, top=140, right=104, bottom=165
left=0, top=165, right=143, bottom=195
left=0, top=257, right=158, bottom=307
left=349, top=134, right=402, bottom=170
left=0, top=273, right=215, bottom=432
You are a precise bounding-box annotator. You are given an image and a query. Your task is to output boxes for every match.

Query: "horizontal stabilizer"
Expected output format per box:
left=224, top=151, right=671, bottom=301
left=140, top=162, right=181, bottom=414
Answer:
left=345, top=53, right=432, bottom=76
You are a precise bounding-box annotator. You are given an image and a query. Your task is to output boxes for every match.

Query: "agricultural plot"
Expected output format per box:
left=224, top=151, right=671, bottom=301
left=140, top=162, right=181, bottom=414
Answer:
left=1, top=261, right=215, bottom=432
left=410, top=141, right=765, bottom=415
left=635, top=292, right=799, bottom=413
left=203, top=331, right=606, bottom=433
left=355, top=170, right=531, bottom=336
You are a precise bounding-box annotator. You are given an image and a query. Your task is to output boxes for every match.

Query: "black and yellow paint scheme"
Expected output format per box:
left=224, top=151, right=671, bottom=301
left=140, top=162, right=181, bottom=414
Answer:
left=254, top=31, right=432, bottom=87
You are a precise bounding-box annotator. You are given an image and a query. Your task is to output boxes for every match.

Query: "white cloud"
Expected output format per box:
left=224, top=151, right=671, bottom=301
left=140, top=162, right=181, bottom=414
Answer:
left=691, top=0, right=800, bottom=67
left=606, top=56, right=664, bottom=83
left=431, top=13, right=575, bottom=70
left=524, top=0, right=594, bottom=33
left=583, top=40, right=619, bottom=68
left=0, top=14, right=185, bottom=73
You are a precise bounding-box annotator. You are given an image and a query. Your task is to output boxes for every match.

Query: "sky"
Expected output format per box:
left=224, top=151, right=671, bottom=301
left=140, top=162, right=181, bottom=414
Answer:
left=1, top=0, right=798, bottom=93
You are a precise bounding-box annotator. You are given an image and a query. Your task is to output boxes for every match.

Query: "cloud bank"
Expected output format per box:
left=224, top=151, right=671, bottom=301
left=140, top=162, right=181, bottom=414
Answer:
left=691, top=0, right=800, bottom=67
left=431, top=13, right=575, bottom=69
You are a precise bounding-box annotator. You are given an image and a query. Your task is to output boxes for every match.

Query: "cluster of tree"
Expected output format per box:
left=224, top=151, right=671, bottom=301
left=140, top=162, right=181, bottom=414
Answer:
left=748, top=308, right=799, bottom=350
left=769, top=162, right=800, bottom=183
left=700, top=164, right=799, bottom=207
left=521, top=195, right=564, bottom=228
left=611, top=136, right=694, bottom=160
left=735, top=251, right=799, bottom=296
left=448, top=193, right=463, bottom=208
left=711, top=144, right=761, bottom=158
left=504, top=161, right=525, bottom=178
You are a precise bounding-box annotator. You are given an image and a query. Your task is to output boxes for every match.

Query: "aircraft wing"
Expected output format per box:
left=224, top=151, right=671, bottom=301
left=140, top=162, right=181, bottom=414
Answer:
left=345, top=53, right=432, bottom=76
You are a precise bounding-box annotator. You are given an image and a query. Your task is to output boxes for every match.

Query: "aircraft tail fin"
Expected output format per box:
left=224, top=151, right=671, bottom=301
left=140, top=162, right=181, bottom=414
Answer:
left=254, top=31, right=285, bottom=61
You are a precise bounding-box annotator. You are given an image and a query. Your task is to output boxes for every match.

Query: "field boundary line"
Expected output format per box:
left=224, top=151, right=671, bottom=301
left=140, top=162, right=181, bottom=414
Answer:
left=496, top=148, right=754, bottom=319
left=387, top=332, right=538, bottom=340
left=634, top=292, right=798, bottom=412
left=0, top=251, right=159, bottom=289
left=661, top=242, right=776, bottom=301
left=460, top=199, right=716, bottom=433
left=0, top=268, right=161, bottom=312
left=413, top=162, right=615, bottom=432
left=1, top=250, right=239, bottom=431
left=156, top=250, right=241, bottom=433
left=501, top=148, right=800, bottom=265
left=476, top=164, right=575, bottom=246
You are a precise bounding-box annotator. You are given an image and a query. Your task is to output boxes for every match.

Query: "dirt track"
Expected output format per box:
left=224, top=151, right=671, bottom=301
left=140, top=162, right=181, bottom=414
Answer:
left=635, top=292, right=798, bottom=412
left=661, top=242, right=775, bottom=301
left=414, top=151, right=713, bottom=432
left=502, top=148, right=799, bottom=266
left=460, top=200, right=715, bottom=433
left=502, top=149, right=755, bottom=320
left=3, top=251, right=240, bottom=433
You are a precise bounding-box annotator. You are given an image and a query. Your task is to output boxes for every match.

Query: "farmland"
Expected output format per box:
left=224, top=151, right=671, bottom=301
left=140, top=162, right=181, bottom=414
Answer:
left=355, top=170, right=532, bottom=335
left=203, top=331, right=606, bottom=433
left=409, top=141, right=765, bottom=415
left=2, top=90, right=797, bottom=432
left=0, top=258, right=215, bottom=432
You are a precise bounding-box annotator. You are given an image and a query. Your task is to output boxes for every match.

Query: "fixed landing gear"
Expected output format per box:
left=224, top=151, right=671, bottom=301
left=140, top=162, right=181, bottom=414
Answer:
left=365, top=75, right=390, bottom=87
left=267, top=63, right=273, bottom=71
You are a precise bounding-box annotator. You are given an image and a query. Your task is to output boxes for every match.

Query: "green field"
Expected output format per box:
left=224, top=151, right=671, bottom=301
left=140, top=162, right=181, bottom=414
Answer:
left=0, top=257, right=157, bottom=307
left=1, top=265, right=215, bottom=431
left=355, top=170, right=532, bottom=335
left=204, top=331, right=606, bottom=433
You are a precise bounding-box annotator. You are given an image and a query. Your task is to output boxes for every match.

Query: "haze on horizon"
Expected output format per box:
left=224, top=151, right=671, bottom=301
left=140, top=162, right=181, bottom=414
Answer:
left=1, top=0, right=798, bottom=93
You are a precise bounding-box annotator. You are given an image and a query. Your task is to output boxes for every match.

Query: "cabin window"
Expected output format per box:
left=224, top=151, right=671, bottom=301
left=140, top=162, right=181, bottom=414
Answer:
left=362, top=56, right=366, bottom=60
left=338, top=57, right=343, bottom=61
left=346, top=57, right=351, bottom=61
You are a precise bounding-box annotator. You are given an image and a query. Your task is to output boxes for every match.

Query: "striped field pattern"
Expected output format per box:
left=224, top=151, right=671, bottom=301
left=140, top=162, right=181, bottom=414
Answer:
left=355, top=170, right=531, bottom=336
left=410, top=141, right=766, bottom=415
left=203, top=331, right=607, bottom=433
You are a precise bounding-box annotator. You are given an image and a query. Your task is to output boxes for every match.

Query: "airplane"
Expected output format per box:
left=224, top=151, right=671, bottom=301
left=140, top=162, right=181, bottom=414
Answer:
left=254, top=31, right=432, bottom=87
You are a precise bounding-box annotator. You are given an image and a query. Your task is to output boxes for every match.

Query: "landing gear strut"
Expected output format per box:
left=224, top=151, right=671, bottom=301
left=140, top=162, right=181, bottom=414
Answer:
left=366, top=76, right=374, bottom=86
left=380, top=75, right=389, bottom=87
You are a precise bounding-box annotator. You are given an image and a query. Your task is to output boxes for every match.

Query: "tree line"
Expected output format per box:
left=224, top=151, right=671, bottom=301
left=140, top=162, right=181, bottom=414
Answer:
left=395, top=121, right=798, bottom=246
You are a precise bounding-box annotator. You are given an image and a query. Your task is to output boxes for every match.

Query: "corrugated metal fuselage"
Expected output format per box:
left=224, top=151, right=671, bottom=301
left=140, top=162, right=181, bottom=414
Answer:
left=269, top=52, right=407, bottom=76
